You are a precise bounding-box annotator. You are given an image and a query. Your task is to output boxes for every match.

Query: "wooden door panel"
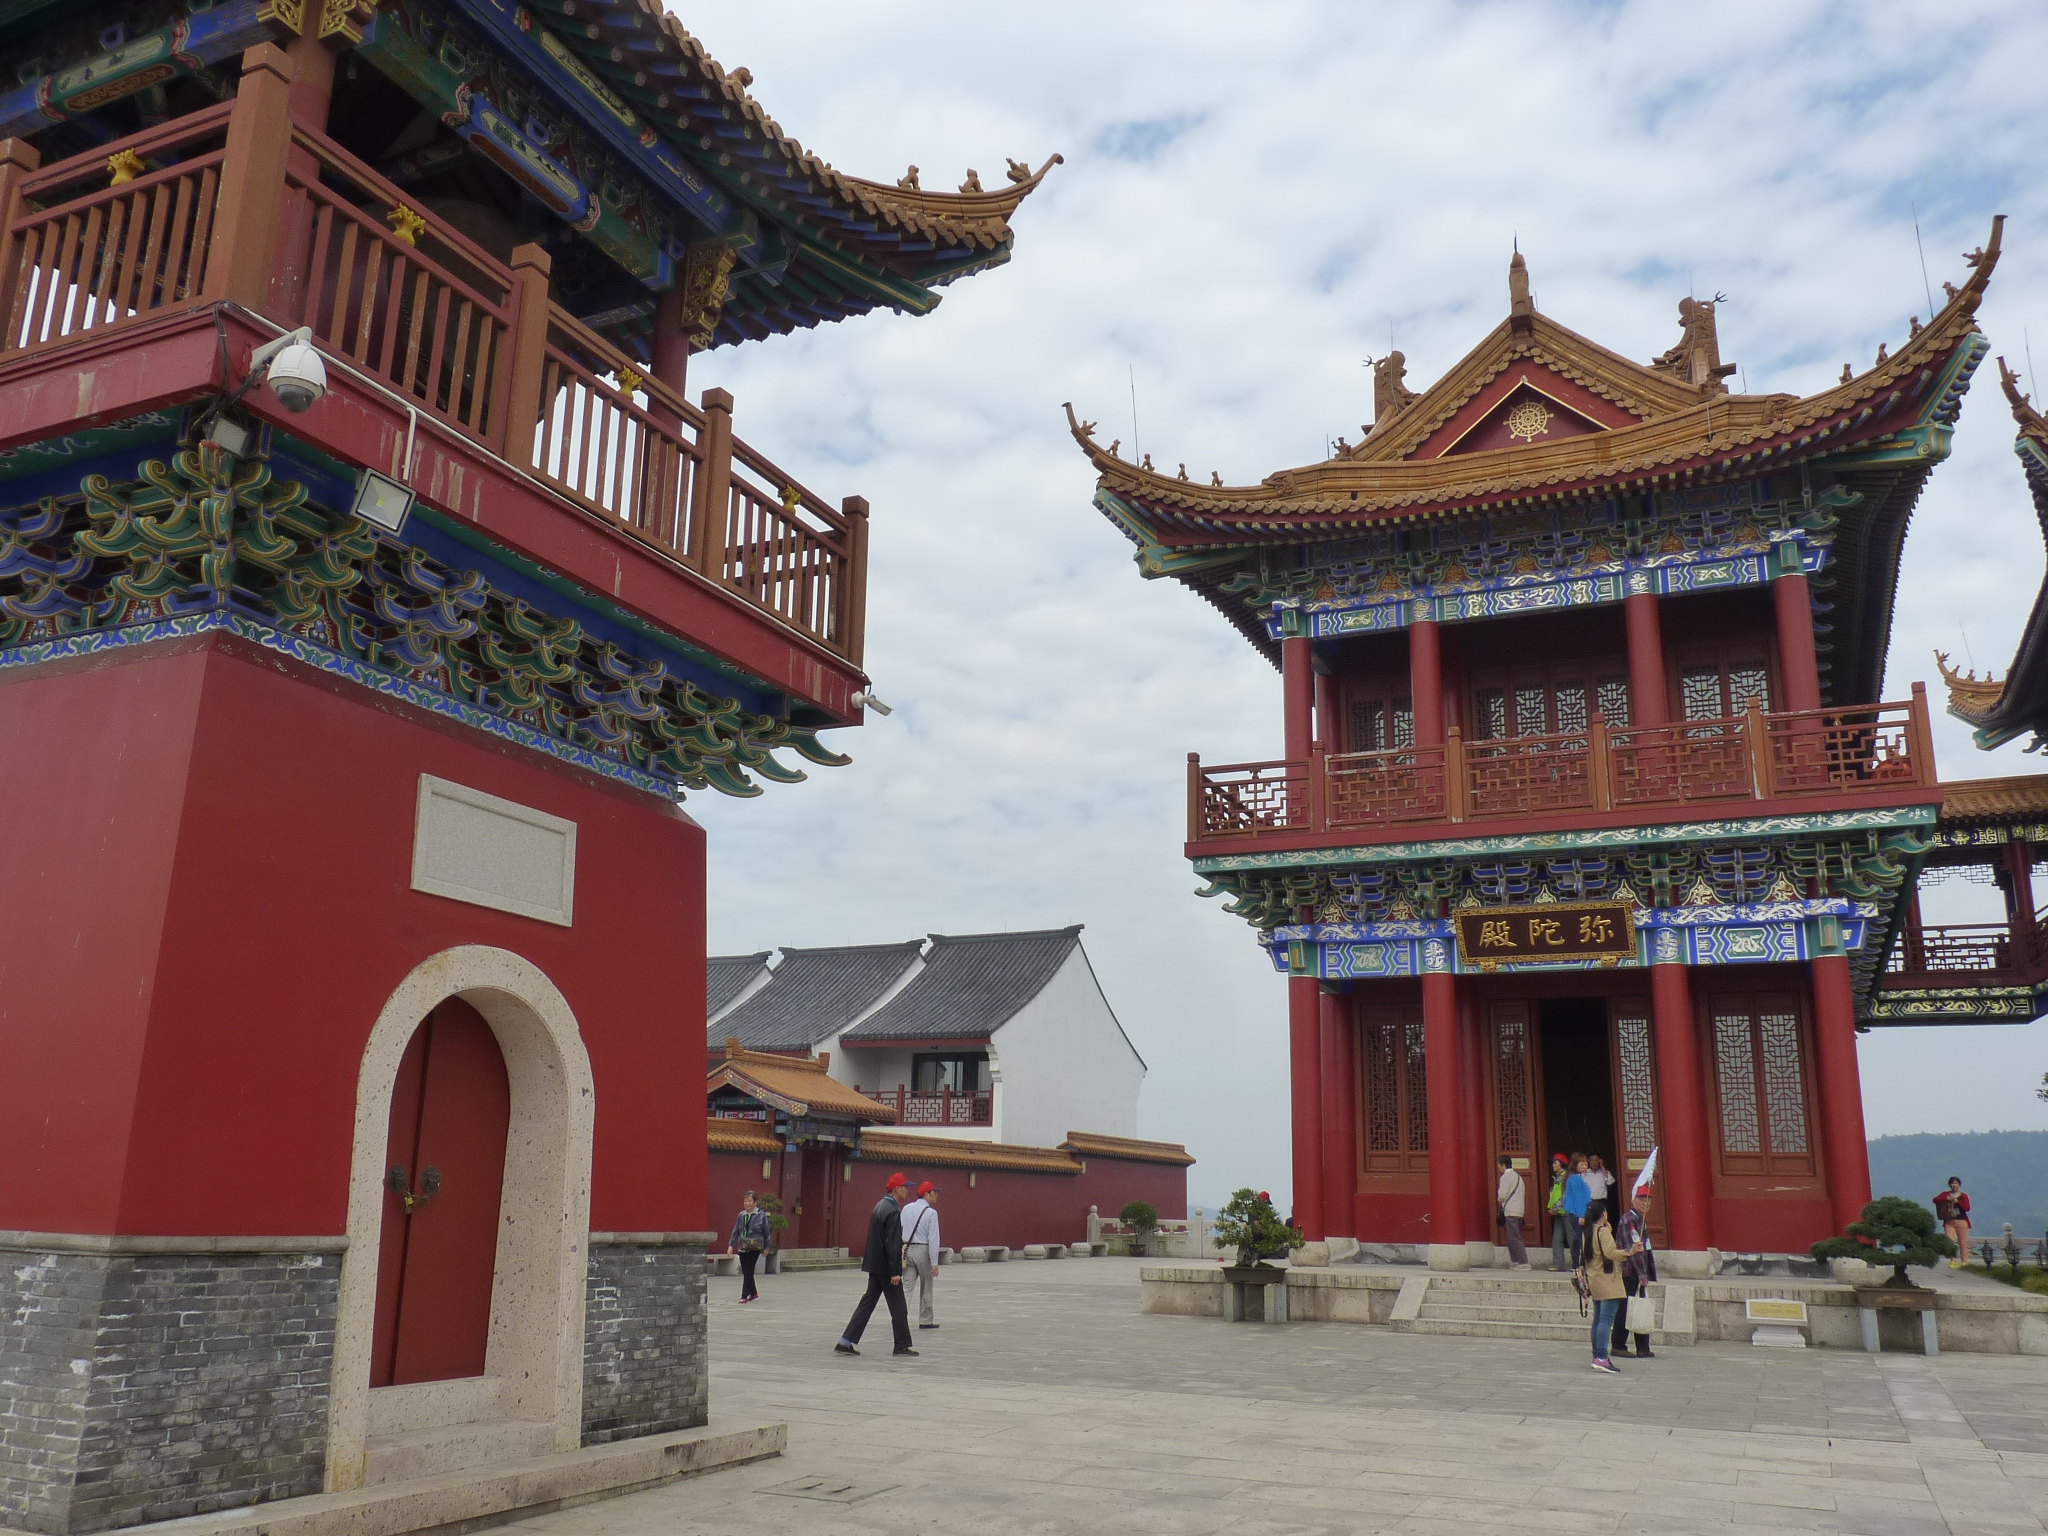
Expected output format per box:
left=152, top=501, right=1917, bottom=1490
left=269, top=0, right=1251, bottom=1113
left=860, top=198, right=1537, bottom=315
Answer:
left=373, top=998, right=510, bottom=1387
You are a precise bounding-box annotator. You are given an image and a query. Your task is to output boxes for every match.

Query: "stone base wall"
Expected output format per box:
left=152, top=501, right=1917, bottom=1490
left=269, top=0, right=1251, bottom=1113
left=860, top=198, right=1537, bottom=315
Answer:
left=0, top=1240, right=339, bottom=1535
left=581, top=1236, right=708, bottom=1445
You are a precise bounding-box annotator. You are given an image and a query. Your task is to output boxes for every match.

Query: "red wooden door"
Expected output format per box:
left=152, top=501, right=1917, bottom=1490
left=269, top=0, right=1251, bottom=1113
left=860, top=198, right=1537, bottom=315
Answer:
left=372, top=997, right=511, bottom=1387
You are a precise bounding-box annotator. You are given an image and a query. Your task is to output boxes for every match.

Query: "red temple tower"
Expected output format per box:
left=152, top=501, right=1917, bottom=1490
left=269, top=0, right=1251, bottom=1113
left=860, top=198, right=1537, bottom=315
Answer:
left=1073, top=224, right=2012, bottom=1272
left=0, top=8, right=1046, bottom=1532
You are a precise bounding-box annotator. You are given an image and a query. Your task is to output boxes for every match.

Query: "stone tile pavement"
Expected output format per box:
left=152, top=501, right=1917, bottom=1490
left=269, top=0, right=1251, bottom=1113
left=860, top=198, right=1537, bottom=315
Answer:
left=505, top=1258, right=2048, bottom=1536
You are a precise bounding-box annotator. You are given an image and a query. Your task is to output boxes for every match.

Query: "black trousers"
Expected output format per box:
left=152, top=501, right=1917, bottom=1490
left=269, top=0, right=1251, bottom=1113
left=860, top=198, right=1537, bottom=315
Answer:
left=738, top=1249, right=760, bottom=1301
left=840, top=1272, right=911, bottom=1351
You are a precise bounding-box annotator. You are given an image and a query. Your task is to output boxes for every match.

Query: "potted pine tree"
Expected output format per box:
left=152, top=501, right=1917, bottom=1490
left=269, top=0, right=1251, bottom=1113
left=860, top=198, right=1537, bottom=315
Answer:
left=757, top=1193, right=790, bottom=1274
left=1120, top=1200, right=1158, bottom=1258
left=1811, top=1195, right=1957, bottom=1290
left=1212, top=1188, right=1302, bottom=1323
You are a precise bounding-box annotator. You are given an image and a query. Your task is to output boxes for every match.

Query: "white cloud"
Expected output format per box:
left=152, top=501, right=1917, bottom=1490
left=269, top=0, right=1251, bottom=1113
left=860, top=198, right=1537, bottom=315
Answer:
left=678, top=0, right=2048, bottom=1207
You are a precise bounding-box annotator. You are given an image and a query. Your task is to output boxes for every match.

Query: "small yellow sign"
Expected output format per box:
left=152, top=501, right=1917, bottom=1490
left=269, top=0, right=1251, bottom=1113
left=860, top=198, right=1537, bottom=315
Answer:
left=1745, top=1299, right=1808, bottom=1323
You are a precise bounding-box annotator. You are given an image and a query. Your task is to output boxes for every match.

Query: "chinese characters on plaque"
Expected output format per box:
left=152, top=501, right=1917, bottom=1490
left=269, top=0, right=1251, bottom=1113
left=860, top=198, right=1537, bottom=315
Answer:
left=1453, top=901, right=1637, bottom=966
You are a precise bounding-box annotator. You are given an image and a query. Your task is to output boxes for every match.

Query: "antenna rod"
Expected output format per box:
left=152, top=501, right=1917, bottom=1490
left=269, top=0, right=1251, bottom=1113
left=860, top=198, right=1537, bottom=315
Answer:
left=1128, top=364, right=1139, bottom=464
left=1912, top=203, right=1935, bottom=319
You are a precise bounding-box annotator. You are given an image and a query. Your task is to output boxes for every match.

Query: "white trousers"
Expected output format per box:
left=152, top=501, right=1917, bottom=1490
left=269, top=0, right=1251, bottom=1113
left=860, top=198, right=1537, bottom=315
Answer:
left=903, top=1247, right=936, bottom=1325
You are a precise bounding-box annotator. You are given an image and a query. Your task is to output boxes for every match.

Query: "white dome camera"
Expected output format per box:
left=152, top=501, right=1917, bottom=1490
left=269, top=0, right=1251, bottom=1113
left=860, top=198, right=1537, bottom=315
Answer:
left=250, top=327, right=327, bottom=414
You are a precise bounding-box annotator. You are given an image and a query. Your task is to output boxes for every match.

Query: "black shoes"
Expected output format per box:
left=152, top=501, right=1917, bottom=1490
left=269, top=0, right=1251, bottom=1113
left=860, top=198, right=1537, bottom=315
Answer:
left=918, top=1323, right=939, bottom=1330
left=1637, top=1347, right=1656, bottom=1358
left=893, top=1346, right=919, bottom=1357
left=1612, top=1344, right=1634, bottom=1357
left=833, top=1342, right=858, bottom=1355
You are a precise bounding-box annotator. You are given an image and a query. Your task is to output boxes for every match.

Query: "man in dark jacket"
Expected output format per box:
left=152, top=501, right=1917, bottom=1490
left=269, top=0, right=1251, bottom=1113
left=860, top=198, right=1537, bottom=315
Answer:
left=833, top=1172, right=917, bottom=1357
left=1611, top=1185, right=1658, bottom=1359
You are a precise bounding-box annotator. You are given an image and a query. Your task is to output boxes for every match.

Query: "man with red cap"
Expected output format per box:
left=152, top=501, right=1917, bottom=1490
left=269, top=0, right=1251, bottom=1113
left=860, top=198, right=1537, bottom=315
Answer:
left=834, top=1172, right=917, bottom=1357
left=898, top=1181, right=942, bottom=1329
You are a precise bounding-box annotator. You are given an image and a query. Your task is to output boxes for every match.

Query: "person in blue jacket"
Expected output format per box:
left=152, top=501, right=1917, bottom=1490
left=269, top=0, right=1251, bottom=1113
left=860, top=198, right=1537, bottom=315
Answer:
left=1562, top=1153, right=1593, bottom=1268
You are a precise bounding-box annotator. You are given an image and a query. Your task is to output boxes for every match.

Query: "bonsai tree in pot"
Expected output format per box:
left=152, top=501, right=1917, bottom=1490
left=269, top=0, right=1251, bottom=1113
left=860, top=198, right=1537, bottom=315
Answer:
left=1119, top=1200, right=1158, bottom=1257
left=1212, top=1187, right=1304, bottom=1273
left=756, top=1193, right=790, bottom=1269
left=1811, top=1195, right=1956, bottom=1289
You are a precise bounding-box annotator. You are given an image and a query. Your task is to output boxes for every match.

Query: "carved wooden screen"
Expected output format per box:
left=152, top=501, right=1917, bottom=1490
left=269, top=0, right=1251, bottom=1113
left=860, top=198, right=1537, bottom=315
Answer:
left=1346, top=683, right=1414, bottom=753
left=1488, top=1000, right=1536, bottom=1163
left=1609, top=1002, right=1658, bottom=1163
left=1360, top=1004, right=1428, bottom=1171
left=1470, top=670, right=1632, bottom=740
left=1706, top=994, right=1815, bottom=1177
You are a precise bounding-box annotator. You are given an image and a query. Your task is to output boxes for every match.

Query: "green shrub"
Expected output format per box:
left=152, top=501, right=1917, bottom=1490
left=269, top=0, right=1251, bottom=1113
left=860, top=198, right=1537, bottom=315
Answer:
left=1118, top=1200, right=1158, bottom=1232
left=1212, top=1187, right=1305, bottom=1269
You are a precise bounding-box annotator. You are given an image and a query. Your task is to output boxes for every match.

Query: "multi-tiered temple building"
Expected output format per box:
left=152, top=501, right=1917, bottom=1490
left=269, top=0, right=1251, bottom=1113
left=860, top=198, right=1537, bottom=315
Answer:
left=1073, top=221, right=2030, bottom=1272
left=0, top=4, right=1044, bottom=1531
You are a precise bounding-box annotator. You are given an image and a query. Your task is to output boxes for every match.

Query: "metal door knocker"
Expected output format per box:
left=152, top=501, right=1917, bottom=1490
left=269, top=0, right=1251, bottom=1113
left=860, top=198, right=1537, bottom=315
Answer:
left=386, top=1164, right=442, bottom=1213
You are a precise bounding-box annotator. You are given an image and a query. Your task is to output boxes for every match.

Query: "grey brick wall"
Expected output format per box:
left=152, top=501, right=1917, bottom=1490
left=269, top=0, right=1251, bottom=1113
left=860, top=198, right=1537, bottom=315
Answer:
left=0, top=1246, right=337, bottom=1535
left=581, top=1240, right=706, bottom=1445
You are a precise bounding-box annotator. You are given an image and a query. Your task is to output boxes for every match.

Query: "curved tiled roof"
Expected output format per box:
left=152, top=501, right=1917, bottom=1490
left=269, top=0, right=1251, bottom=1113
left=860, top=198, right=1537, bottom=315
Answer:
left=707, top=951, right=772, bottom=1020
left=709, top=1044, right=896, bottom=1122
left=842, top=927, right=1083, bottom=1043
left=1935, top=359, right=2048, bottom=749
left=856, top=1130, right=1080, bottom=1176
left=519, top=0, right=1057, bottom=343
left=1937, top=774, right=2048, bottom=826
left=710, top=940, right=923, bottom=1052
left=1059, top=1132, right=1196, bottom=1167
left=706, top=1115, right=781, bottom=1154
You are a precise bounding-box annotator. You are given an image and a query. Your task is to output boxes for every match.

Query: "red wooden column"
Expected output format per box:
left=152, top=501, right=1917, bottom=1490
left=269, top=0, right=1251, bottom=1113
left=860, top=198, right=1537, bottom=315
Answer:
left=1459, top=987, right=1491, bottom=1242
left=1283, top=637, right=1315, bottom=760
left=1810, top=954, right=1873, bottom=1232
left=1422, top=971, right=1464, bottom=1257
left=2003, top=840, right=2038, bottom=965
left=1625, top=588, right=1670, bottom=727
left=1409, top=615, right=1444, bottom=745
left=1313, top=668, right=1340, bottom=753
left=652, top=285, right=690, bottom=401
left=1289, top=975, right=1327, bottom=1240
left=1318, top=988, right=1357, bottom=1239
left=1772, top=548, right=1824, bottom=713
left=1649, top=959, right=1712, bottom=1252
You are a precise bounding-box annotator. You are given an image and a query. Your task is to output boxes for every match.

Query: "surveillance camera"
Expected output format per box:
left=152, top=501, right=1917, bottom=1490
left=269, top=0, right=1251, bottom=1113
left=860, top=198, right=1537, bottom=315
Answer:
left=265, top=337, right=327, bottom=413
left=850, top=690, right=893, bottom=716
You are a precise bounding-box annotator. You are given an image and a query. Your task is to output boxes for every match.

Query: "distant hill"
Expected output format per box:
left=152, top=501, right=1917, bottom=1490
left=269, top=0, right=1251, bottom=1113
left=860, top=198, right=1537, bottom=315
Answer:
left=1867, top=1131, right=2048, bottom=1242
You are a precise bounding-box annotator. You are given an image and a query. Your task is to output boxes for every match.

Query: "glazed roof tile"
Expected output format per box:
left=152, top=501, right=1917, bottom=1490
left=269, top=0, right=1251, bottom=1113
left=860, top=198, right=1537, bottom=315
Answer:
left=706, top=1115, right=782, bottom=1154
left=708, top=1044, right=896, bottom=1123
left=707, top=951, right=772, bottom=1020
left=1058, top=1132, right=1196, bottom=1167
left=1937, top=773, right=2048, bottom=825
left=710, top=940, right=923, bottom=1052
left=1935, top=359, right=2048, bottom=748
left=841, top=927, right=1083, bottom=1044
left=855, top=1130, right=1080, bottom=1176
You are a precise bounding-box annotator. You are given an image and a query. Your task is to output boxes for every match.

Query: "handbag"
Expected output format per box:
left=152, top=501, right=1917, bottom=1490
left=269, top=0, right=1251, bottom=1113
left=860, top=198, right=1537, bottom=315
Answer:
left=1626, top=1294, right=1656, bottom=1335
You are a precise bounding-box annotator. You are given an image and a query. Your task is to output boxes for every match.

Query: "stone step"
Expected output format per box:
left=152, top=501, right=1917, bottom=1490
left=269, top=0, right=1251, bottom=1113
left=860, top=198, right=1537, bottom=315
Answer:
left=1401, top=1317, right=1592, bottom=1341
left=364, top=1416, right=558, bottom=1486
left=776, top=1254, right=859, bottom=1271
left=1420, top=1300, right=1587, bottom=1325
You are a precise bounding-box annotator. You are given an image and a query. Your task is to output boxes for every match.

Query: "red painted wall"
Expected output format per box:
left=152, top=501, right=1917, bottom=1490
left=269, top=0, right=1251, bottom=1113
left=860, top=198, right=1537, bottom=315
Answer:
left=706, top=1148, right=1189, bottom=1256
left=0, top=634, right=706, bottom=1236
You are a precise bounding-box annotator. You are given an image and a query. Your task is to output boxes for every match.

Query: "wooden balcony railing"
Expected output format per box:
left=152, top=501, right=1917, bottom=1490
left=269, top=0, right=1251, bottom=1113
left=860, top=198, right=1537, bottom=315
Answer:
left=857, top=1087, right=993, bottom=1127
left=1188, top=689, right=1937, bottom=844
left=0, top=51, right=867, bottom=665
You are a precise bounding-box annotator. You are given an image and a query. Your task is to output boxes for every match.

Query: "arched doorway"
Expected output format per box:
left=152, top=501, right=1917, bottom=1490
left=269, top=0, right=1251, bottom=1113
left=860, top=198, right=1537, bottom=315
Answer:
left=372, top=997, right=512, bottom=1386
left=326, top=948, right=594, bottom=1493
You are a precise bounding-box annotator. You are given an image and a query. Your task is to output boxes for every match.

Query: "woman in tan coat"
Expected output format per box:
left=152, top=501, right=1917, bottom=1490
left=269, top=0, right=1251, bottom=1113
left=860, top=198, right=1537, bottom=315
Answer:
left=1580, top=1204, right=1637, bottom=1374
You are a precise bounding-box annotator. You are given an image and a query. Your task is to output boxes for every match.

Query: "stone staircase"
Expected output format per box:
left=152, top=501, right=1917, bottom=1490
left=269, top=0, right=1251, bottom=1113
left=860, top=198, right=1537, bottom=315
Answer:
left=774, top=1246, right=858, bottom=1272
left=1389, top=1272, right=1690, bottom=1346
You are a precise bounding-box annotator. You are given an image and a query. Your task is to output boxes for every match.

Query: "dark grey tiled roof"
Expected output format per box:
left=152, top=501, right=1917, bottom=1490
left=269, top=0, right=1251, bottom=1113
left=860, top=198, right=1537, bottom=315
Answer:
left=711, top=940, right=924, bottom=1052
left=842, top=927, right=1083, bottom=1043
left=707, top=952, right=772, bottom=1020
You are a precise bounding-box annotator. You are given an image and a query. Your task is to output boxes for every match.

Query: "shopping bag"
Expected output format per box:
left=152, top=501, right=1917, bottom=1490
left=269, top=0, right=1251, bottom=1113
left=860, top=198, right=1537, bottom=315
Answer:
left=1626, top=1294, right=1656, bottom=1335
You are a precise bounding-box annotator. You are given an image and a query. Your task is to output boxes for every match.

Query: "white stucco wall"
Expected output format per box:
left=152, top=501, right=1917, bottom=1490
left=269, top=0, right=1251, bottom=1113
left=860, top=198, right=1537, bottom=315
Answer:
left=979, top=947, right=1145, bottom=1149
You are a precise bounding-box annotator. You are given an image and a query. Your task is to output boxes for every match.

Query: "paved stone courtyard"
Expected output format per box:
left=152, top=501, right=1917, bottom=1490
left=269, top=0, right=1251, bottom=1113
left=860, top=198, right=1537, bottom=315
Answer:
left=508, top=1259, right=2048, bottom=1536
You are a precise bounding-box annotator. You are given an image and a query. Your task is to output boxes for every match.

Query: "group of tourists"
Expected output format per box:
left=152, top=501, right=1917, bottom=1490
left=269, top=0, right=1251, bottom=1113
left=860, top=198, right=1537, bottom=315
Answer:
left=725, top=1173, right=945, bottom=1356
left=1500, top=1149, right=1654, bottom=1373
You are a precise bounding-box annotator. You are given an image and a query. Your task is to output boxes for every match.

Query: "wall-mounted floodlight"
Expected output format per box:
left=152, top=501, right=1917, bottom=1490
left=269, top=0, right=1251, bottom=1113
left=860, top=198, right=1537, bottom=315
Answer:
left=352, top=468, right=414, bottom=533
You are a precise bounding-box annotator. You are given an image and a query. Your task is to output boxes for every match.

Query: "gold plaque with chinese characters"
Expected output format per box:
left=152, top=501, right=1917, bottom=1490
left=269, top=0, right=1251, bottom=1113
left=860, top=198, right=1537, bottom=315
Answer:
left=1453, top=901, right=1636, bottom=966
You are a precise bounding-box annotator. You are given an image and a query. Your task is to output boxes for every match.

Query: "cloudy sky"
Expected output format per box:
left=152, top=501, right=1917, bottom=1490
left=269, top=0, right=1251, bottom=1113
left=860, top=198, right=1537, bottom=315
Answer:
left=679, top=1, right=2048, bottom=1206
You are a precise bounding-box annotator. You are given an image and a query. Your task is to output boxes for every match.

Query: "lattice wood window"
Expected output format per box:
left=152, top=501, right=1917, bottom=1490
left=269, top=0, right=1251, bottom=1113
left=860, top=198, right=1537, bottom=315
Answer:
left=1472, top=671, right=1631, bottom=740
left=1347, top=688, right=1414, bottom=753
left=1361, top=1004, right=1429, bottom=1171
left=1611, top=1005, right=1658, bottom=1160
left=1708, top=995, right=1814, bottom=1176
left=1491, top=1002, right=1535, bottom=1159
left=1680, top=660, right=1771, bottom=722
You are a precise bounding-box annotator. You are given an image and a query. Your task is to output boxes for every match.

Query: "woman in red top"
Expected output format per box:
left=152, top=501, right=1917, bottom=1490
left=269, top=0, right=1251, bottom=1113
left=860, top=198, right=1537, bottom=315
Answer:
left=1933, top=1176, right=1972, bottom=1268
